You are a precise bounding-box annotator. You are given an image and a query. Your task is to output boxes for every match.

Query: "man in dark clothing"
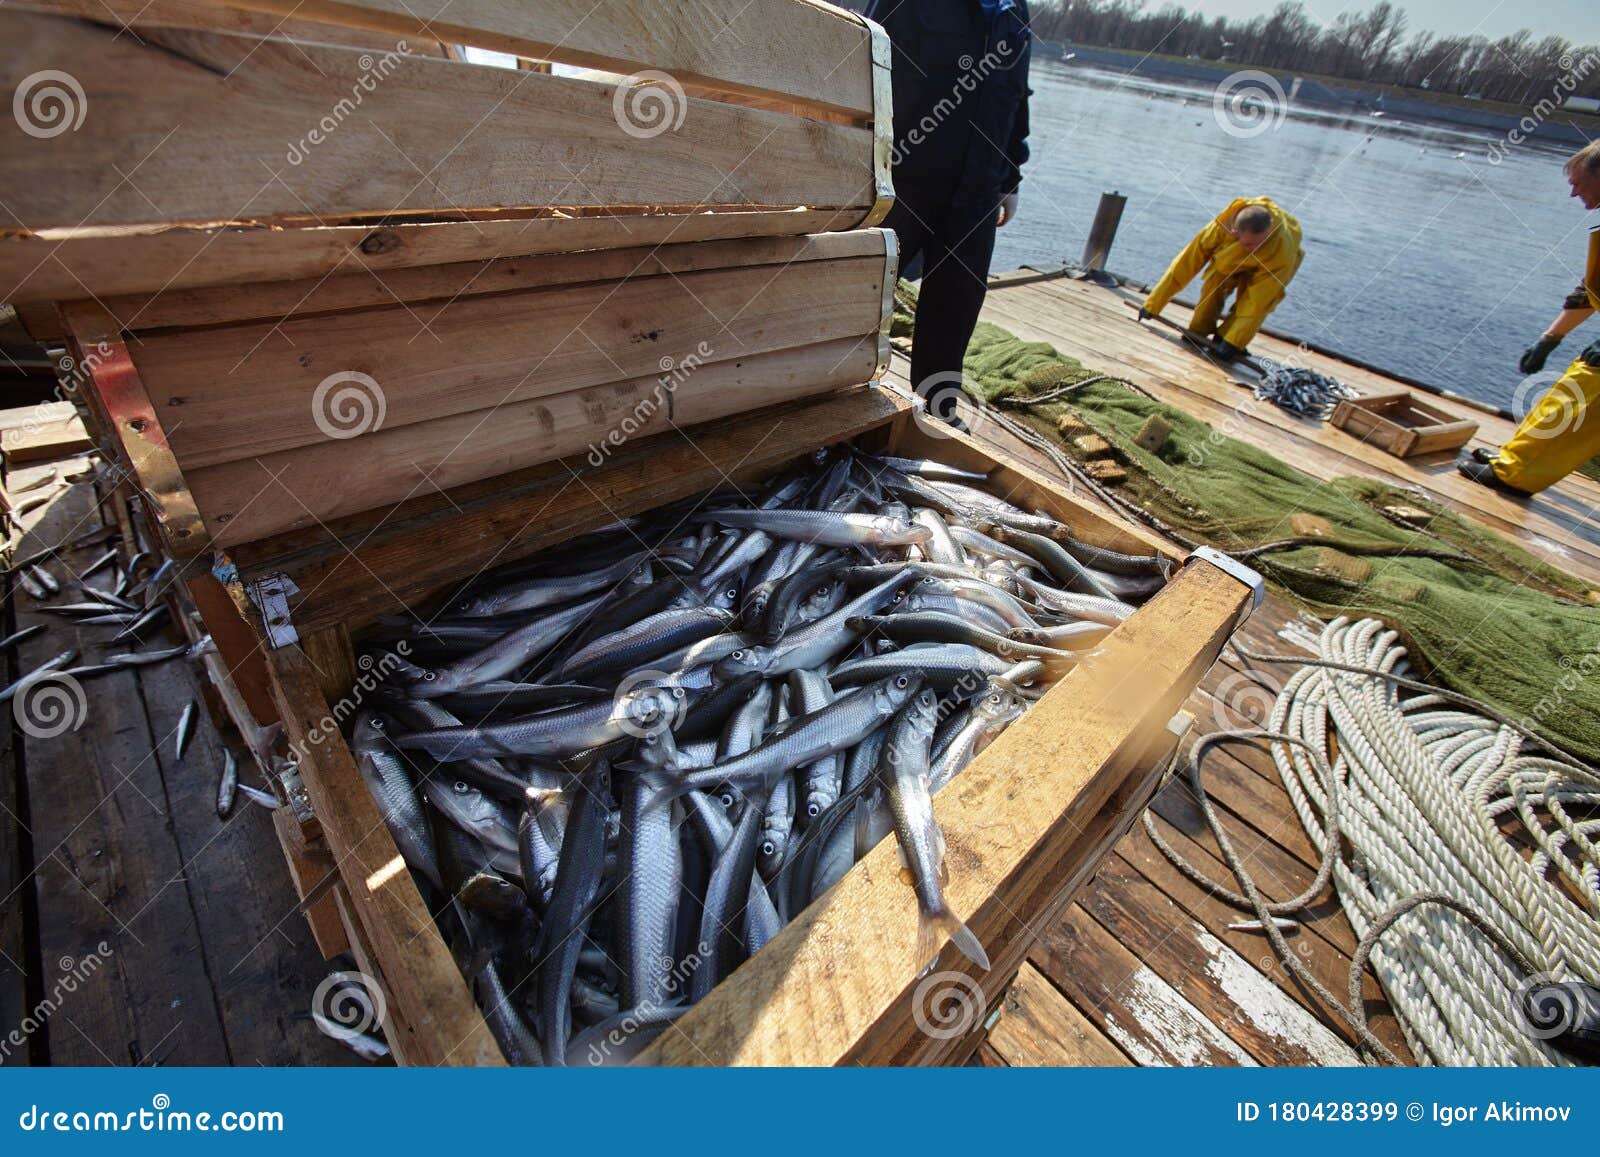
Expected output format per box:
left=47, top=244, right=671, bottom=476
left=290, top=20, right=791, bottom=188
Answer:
left=861, top=0, right=1032, bottom=393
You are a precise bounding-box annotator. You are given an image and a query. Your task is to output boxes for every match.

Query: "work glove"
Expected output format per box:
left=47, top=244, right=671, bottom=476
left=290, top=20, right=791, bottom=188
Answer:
left=1213, top=340, right=1246, bottom=363
left=1519, top=335, right=1562, bottom=375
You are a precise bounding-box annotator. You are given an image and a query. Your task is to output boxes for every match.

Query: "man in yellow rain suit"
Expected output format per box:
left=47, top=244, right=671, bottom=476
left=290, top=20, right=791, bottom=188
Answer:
left=1140, top=196, right=1303, bottom=362
left=1458, top=142, right=1600, bottom=497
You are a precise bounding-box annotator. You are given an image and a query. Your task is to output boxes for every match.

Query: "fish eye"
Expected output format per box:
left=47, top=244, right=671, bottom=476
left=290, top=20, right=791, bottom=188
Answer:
left=806, top=802, right=821, bottom=817
left=719, top=792, right=735, bottom=808
left=731, top=649, right=746, bottom=661
left=760, top=841, right=775, bottom=856
left=894, top=675, right=909, bottom=689
left=452, top=781, right=470, bottom=794
left=370, top=717, right=385, bottom=731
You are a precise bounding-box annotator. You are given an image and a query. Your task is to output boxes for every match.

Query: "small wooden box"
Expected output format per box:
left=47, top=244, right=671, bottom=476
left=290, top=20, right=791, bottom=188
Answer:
left=1329, top=388, right=1478, bottom=458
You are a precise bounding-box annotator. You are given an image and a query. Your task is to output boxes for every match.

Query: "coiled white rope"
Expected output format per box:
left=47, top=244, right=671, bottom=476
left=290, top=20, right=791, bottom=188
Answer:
left=1148, top=616, right=1600, bottom=1065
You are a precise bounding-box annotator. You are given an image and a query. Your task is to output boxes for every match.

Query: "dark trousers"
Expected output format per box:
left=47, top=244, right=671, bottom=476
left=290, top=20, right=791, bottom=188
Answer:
left=886, top=197, right=999, bottom=390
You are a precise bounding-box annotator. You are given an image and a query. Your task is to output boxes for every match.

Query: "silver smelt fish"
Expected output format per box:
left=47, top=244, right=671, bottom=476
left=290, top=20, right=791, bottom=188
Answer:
left=410, top=592, right=606, bottom=696
left=879, top=687, right=989, bottom=972
left=216, top=749, right=238, bottom=818
left=174, top=701, right=198, bottom=760
left=311, top=1010, right=391, bottom=1062
left=669, top=673, right=923, bottom=797
left=694, top=509, right=932, bottom=548
left=237, top=783, right=278, bottom=809
left=0, top=650, right=77, bottom=703
left=351, top=713, right=442, bottom=891
left=454, top=551, right=650, bottom=618
left=396, top=686, right=682, bottom=761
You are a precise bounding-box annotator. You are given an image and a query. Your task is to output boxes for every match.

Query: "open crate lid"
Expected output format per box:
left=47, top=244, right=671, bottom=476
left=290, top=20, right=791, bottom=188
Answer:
left=4, top=0, right=900, bottom=628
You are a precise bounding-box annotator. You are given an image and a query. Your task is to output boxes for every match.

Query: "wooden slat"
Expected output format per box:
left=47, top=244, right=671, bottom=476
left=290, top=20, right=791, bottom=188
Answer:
left=1078, top=857, right=1360, bottom=1065
left=102, top=230, right=886, bottom=332
left=1, top=210, right=860, bottom=304
left=180, top=0, right=876, bottom=121
left=132, top=252, right=886, bottom=473
left=271, top=809, right=349, bottom=960
left=1033, top=906, right=1258, bottom=1066
left=1, top=12, right=874, bottom=232
left=876, top=709, right=1191, bottom=1066
left=192, top=334, right=880, bottom=547
left=22, top=0, right=447, bottom=50
left=266, top=640, right=503, bottom=1066
left=0, top=406, right=91, bottom=464
left=987, top=962, right=1131, bottom=1067
left=638, top=561, right=1251, bottom=1066
left=233, top=385, right=905, bottom=636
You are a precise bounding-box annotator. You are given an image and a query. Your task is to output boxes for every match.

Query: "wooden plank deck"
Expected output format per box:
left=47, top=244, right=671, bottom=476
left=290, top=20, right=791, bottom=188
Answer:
left=977, top=271, right=1600, bottom=590
left=0, top=455, right=360, bottom=1066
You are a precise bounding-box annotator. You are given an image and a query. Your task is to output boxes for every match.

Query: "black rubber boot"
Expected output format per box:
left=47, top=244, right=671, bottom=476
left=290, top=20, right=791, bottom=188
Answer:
left=1454, top=448, right=1533, bottom=498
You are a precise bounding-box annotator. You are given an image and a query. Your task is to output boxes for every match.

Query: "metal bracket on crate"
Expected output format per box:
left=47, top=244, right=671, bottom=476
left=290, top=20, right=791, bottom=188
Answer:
left=858, top=13, right=897, bottom=229
left=59, top=307, right=209, bottom=555
left=874, top=229, right=899, bottom=382
left=1184, top=546, right=1264, bottom=631
left=247, top=572, right=302, bottom=649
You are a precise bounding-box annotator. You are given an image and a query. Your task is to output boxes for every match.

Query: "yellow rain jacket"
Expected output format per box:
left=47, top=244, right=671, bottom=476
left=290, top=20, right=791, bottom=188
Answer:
left=1143, top=197, right=1304, bottom=349
left=1494, top=225, right=1600, bottom=494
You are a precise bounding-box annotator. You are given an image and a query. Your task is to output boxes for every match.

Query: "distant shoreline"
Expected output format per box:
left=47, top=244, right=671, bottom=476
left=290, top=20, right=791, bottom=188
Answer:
left=1047, top=41, right=1599, bottom=148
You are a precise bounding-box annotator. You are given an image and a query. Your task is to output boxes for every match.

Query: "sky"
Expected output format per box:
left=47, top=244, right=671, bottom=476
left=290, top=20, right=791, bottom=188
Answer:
left=1191, top=0, right=1600, bottom=46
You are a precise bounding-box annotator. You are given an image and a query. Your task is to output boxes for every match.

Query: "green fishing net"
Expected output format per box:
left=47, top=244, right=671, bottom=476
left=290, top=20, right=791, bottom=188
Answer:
left=901, top=283, right=1600, bottom=761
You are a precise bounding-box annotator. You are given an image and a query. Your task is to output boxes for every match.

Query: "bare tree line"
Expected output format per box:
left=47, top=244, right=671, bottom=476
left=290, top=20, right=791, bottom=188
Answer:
left=1033, top=1, right=1600, bottom=104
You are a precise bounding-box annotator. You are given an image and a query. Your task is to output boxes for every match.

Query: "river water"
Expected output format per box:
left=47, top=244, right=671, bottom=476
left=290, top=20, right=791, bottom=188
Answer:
left=991, top=61, right=1600, bottom=409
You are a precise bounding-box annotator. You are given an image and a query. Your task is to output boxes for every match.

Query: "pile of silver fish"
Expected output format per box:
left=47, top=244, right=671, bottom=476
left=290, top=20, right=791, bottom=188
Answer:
left=351, top=449, right=1171, bottom=1065
left=1250, top=356, right=1359, bottom=420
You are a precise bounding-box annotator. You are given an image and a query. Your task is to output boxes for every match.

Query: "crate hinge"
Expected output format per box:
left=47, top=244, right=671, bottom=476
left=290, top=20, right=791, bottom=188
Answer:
left=247, top=572, right=302, bottom=649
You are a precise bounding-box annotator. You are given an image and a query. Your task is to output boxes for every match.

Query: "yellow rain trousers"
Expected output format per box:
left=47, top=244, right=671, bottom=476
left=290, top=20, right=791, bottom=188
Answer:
left=1493, top=229, right=1600, bottom=494
left=1144, top=196, right=1304, bottom=349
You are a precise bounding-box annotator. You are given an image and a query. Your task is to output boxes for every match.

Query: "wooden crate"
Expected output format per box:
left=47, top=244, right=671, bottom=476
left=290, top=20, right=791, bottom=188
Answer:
left=6, top=0, right=1261, bottom=1066
left=1329, top=388, right=1478, bottom=458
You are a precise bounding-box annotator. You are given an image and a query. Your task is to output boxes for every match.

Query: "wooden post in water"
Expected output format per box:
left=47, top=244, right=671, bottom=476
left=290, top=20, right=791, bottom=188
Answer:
left=1081, top=192, right=1127, bottom=274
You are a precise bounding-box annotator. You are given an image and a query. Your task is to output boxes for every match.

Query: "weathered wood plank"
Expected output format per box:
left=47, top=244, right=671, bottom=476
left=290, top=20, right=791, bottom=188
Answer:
left=11, top=465, right=231, bottom=1064
left=1032, top=906, right=1258, bottom=1067
left=134, top=253, right=885, bottom=475
left=0, top=13, right=874, bottom=232
left=234, top=386, right=905, bottom=636
left=988, top=962, right=1131, bottom=1067
left=182, top=0, right=877, bottom=119
left=193, top=335, right=879, bottom=548
left=103, top=231, right=887, bottom=332
left=1079, top=856, right=1361, bottom=1066
left=136, top=653, right=354, bottom=1063
left=639, top=562, right=1251, bottom=1065
left=1, top=210, right=859, bottom=304
left=266, top=640, right=503, bottom=1066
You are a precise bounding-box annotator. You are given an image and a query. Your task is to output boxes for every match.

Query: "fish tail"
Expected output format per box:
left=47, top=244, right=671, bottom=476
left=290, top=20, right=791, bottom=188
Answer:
left=918, top=906, right=991, bottom=974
